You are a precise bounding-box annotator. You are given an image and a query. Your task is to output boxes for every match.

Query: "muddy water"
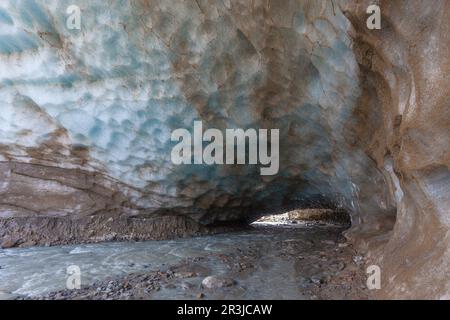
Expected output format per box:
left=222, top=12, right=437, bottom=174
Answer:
left=0, top=222, right=368, bottom=300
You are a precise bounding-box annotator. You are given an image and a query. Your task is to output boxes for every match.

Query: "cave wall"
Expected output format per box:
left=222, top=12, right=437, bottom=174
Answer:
left=0, top=0, right=448, bottom=298
left=340, top=0, right=450, bottom=299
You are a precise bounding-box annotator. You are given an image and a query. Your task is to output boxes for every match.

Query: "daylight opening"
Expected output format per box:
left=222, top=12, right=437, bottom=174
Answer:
left=251, top=209, right=351, bottom=227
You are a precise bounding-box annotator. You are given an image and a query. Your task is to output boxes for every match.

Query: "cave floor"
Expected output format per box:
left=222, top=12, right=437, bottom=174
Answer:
left=0, top=222, right=370, bottom=300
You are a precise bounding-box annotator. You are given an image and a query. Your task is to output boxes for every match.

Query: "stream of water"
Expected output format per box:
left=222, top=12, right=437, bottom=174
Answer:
left=0, top=222, right=364, bottom=300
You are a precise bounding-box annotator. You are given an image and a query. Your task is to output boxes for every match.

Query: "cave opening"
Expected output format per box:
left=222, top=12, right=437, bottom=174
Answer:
left=250, top=208, right=352, bottom=228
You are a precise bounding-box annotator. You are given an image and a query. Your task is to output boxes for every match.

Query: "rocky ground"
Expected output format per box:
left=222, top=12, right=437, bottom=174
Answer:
left=13, top=222, right=370, bottom=300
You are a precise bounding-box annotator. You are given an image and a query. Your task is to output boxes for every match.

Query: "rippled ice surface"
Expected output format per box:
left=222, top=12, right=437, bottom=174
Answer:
left=0, top=223, right=345, bottom=299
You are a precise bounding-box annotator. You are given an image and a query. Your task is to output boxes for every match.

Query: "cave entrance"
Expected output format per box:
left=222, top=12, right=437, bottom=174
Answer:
left=250, top=208, right=351, bottom=227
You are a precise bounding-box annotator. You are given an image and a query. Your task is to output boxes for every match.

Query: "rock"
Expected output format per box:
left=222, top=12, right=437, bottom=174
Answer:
left=1, top=238, right=18, bottom=249
left=164, top=283, right=176, bottom=289
left=19, top=240, right=37, bottom=247
left=197, top=293, right=205, bottom=299
left=352, top=256, right=364, bottom=266
left=331, top=262, right=346, bottom=271
left=174, top=271, right=196, bottom=278
left=201, top=276, right=236, bottom=290
left=310, top=276, right=323, bottom=285
left=181, top=281, right=195, bottom=291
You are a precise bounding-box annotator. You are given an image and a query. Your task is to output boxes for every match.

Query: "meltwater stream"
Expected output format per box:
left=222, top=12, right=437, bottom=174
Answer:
left=0, top=223, right=365, bottom=300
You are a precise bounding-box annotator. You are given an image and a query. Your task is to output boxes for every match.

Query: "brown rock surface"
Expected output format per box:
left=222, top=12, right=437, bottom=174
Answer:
left=339, top=0, right=450, bottom=299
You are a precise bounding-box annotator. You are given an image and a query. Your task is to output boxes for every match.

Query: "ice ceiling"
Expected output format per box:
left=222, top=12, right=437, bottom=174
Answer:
left=0, top=0, right=386, bottom=222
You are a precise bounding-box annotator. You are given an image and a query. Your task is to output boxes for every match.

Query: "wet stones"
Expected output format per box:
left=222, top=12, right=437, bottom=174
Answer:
left=0, top=237, right=18, bottom=249
left=180, top=281, right=196, bottom=291
left=174, top=271, right=196, bottom=279
left=201, top=276, right=236, bottom=290
left=197, top=292, right=205, bottom=299
left=12, top=224, right=370, bottom=300
left=310, top=275, right=326, bottom=285
left=352, top=256, right=364, bottom=266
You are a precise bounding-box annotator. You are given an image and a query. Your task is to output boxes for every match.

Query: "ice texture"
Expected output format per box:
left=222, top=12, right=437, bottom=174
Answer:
left=0, top=0, right=379, bottom=220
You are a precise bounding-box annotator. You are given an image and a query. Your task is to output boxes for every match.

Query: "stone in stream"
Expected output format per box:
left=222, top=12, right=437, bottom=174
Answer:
left=334, top=262, right=346, bottom=271
left=18, top=240, right=37, bottom=248
left=1, top=238, right=18, bottom=249
left=310, top=275, right=326, bottom=285
left=197, top=293, right=205, bottom=299
left=352, top=256, right=364, bottom=266
left=164, top=283, right=176, bottom=289
left=201, top=276, right=236, bottom=290
left=175, top=271, right=196, bottom=278
left=181, top=281, right=196, bottom=291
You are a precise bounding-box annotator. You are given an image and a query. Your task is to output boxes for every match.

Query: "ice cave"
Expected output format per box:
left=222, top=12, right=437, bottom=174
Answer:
left=0, top=0, right=448, bottom=300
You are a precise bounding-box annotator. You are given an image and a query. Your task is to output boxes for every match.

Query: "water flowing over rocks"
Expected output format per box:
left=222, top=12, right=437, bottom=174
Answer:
left=0, top=0, right=448, bottom=299
left=7, top=223, right=369, bottom=300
